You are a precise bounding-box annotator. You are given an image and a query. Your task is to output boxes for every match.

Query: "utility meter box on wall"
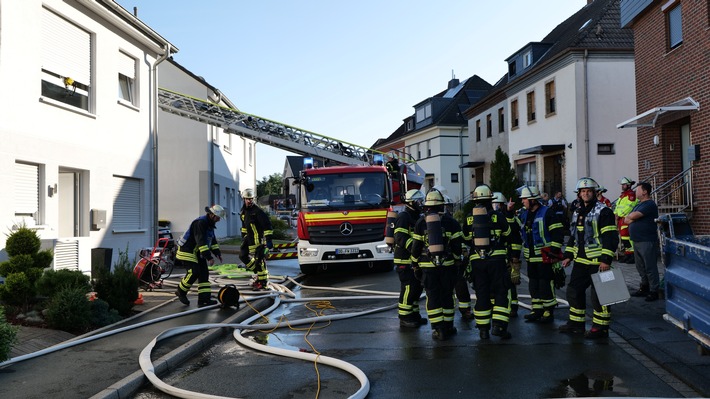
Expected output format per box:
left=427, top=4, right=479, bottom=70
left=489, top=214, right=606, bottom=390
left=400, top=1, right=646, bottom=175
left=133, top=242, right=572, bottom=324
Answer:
left=91, top=209, right=106, bottom=230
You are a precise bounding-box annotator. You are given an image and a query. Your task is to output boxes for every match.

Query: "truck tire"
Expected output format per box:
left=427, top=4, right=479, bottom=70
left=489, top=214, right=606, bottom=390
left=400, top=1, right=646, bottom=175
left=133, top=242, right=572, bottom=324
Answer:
left=300, top=263, right=318, bottom=275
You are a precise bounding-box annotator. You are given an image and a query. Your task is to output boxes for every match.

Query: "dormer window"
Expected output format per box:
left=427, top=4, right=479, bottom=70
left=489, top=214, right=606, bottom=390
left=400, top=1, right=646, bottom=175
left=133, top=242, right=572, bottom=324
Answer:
left=416, top=103, right=432, bottom=122
left=406, top=120, right=413, bottom=131
left=523, top=51, right=533, bottom=68
left=508, top=61, right=517, bottom=77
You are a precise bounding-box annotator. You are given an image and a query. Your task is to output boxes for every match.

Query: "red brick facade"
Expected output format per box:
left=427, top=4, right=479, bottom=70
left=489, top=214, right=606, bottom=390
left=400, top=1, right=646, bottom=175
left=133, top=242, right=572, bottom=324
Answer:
left=629, top=1, right=710, bottom=234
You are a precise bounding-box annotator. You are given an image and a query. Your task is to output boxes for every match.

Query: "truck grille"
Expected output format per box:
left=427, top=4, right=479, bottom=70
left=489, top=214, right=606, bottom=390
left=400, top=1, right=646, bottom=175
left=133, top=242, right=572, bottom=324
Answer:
left=307, top=222, right=384, bottom=245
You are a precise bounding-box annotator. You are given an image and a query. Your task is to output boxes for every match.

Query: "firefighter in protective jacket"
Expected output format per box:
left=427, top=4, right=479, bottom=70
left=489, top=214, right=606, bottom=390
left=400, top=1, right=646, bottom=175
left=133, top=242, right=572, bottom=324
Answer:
left=614, top=177, right=638, bottom=263
left=492, top=192, right=523, bottom=317
left=410, top=188, right=464, bottom=341
left=239, top=188, right=274, bottom=290
left=466, top=184, right=518, bottom=340
left=517, top=185, right=565, bottom=323
left=175, top=205, right=224, bottom=307
left=560, top=177, right=619, bottom=339
left=394, top=189, right=427, bottom=328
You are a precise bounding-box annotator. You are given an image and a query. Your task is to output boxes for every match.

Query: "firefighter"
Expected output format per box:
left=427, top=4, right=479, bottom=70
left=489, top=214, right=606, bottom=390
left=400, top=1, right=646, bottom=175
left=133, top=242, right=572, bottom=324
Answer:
left=394, top=189, right=427, bottom=328
left=517, top=185, right=565, bottom=324
left=614, top=177, right=638, bottom=264
left=492, top=191, right=523, bottom=318
left=175, top=205, right=224, bottom=307
left=467, top=184, right=517, bottom=340
left=596, top=186, right=612, bottom=207
left=449, top=193, right=473, bottom=321
left=239, top=188, right=274, bottom=290
left=559, top=177, right=619, bottom=339
left=410, top=188, right=464, bottom=341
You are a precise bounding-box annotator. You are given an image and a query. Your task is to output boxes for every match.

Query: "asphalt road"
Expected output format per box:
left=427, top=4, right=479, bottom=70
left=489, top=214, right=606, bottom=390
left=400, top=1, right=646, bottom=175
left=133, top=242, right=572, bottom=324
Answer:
left=133, top=258, right=702, bottom=399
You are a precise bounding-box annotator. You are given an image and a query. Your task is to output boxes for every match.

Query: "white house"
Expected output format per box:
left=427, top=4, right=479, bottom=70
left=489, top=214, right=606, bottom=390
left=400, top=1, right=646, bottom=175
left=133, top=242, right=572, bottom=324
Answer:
left=466, top=0, right=638, bottom=202
left=0, top=0, right=177, bottom=274
left=157, top=59, right=255, bottom=241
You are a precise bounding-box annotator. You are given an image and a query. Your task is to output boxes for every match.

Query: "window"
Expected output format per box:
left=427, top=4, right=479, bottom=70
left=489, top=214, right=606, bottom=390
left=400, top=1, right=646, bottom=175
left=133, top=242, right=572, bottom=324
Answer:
left=41, top=8, right=91, bottom=111
left=427, top=141, right=431, bottom=157
left=416, top=104, right=432, bottom=122
left=406, top=120, right=413, bottom=131
left=476, top=120, right=481, bottom=142
left=666, top=2, right=682, bottom=49
left=597, top=143, right=615, bottom=154
left=545, top=80, right=556, bottom=115
left=516, top=159, right=537, bottom=186
left=511, top=99, right=519, bottom=129
left=118, top=51, right=136, bottom=105
left=15, top=162, right=41, bottom=226
left=248, top=143, right=253, bottom=166
left=498, top=107, right=505, bottom=133
left=527, top=91, right=536, bottom=122
left=113, top=176, right=142, bottom=230
left=451, top=173, right=459, bottom=183
left=508, top=61, right=517, bottom=77
left=486, top=114, right=492, bottom=137
left=523, top=51, right=532, bottom=68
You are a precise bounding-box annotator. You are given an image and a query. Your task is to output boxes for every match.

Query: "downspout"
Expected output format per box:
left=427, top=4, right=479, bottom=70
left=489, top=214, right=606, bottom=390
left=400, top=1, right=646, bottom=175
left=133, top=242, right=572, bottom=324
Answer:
left=152, top=45, right=171, bottom=241
left=459, top=126, right=465, bottom=204
left=583, top=49, right=590, bottom=176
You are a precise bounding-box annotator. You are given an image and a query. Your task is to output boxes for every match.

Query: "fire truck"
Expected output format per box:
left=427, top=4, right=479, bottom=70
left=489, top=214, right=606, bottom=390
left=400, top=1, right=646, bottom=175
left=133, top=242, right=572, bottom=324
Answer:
left=296, top=157, right=405, bottom=274
left=158, top=88, right=424, bottom=274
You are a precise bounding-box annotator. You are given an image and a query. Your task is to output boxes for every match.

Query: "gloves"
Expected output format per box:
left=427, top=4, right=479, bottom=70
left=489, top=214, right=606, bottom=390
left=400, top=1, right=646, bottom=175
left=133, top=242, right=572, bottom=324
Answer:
left=463, top=264, right=472, bottom=281
left=553, top=262, right=566, bottom=289
left=509, top=258, right=521, bottom=285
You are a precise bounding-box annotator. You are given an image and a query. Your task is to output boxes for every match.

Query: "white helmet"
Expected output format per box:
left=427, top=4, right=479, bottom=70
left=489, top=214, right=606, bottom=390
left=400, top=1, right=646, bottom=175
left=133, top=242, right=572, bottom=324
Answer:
left=597, top=185, right=608, bottom=193
left=205, top=204, right=226, bottom=219
left=424, top=189, right=446, bottom=206
left=472, top=184, right=494, bottom=201
left=492, top=192, right=506, bottom=204
left=619, top=176, right=635, bottom=186
left=404, top=189, right=424, bottom=204
left=241, top=188, right=255, bottom=199
left=517, top=185, right=541, bottom=200
left=576, top=177, right=599, bottom=192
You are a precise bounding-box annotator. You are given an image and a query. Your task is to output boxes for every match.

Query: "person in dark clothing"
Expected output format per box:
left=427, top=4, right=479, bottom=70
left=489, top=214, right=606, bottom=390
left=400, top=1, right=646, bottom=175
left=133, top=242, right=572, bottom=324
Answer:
left=394, top=189, right=427, bottom=328
left=175, top=205, right=225, bottom=307
left=560, top=177, right=619, bottom=339
left=625, top=182, right=660, bottom=301
left=411, top=188, right=464, bottom=341
left=239, top=188, right=274, bottom=290
left=493, top=192, right=523, bottom=317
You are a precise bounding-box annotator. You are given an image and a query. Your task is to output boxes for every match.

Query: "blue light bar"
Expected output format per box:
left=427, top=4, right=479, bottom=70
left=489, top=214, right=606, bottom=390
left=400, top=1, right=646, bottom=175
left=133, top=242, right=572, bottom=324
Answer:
left=303, top=157, right=314, bottom=169
left=373, top=154, right=384, bottom=165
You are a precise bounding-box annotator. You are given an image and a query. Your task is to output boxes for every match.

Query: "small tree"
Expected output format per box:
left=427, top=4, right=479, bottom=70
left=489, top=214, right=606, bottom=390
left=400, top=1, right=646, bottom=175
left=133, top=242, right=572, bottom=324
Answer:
left=489, top=146, right=519, bottom=202
left=256, top=173, right=284, bottom=197
left=0, top=306, right=18, bottom=362
left=0, top=226, right=52, bottom=310
left=93, top=245, right=138, bottom=317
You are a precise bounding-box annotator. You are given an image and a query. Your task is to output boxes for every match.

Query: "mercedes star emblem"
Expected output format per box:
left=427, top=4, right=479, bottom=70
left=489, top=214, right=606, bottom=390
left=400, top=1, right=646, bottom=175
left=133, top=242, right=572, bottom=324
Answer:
left=340, top=222, right=353, bottom=236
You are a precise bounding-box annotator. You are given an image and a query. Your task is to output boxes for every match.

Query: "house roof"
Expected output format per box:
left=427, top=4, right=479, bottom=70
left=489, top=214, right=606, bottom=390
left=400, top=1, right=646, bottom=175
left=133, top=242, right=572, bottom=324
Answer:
left=375, top=75, right=492, bottom=147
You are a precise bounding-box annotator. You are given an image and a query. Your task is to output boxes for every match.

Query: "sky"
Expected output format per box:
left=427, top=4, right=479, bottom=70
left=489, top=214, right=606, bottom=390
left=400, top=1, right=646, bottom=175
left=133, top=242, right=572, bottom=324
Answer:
left=115, top=0, right=588, bottom=181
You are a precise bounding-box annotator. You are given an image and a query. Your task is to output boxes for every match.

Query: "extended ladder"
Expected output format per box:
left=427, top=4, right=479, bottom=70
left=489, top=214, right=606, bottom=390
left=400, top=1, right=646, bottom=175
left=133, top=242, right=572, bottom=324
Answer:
left=158, top=88, right=377, bottom=165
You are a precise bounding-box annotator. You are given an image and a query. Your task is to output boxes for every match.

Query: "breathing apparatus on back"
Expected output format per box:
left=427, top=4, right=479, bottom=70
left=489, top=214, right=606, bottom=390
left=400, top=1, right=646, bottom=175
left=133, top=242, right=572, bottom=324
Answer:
left=424, top=189, right=446, bottom=265
left=471, top=185, right=494, bottom=259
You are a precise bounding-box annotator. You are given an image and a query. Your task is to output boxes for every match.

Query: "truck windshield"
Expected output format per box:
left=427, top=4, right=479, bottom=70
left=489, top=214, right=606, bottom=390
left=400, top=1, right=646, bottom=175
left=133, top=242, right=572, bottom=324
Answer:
left=302, top=172, right=388, bottom=209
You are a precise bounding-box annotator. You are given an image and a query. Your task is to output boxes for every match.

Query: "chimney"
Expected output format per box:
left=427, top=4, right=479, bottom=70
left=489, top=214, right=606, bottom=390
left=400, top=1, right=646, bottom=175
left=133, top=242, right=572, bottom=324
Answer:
left=448, top=78, right=460, bottom=89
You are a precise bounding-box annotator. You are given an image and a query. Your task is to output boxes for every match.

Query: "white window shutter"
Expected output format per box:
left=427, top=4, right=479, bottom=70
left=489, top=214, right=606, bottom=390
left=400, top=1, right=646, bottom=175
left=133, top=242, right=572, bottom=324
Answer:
left=42, top=8, right=91, bottom=85
left=15, top=162, right=39, bottom=217
left=118, top=51, right=136, bottom=79
left=113, top=176, right=142, bottom=230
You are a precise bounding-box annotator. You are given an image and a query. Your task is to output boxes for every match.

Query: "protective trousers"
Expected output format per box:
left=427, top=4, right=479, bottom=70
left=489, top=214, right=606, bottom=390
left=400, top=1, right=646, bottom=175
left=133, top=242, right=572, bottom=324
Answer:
left=472, top=258, right=511, bottom=331
left=177, top=257, right=211, bottom=303
left=422, top=266, right=457, bottom=330
left=240, top=241, right=269, bottom=282
left=527, top=261, right=557, bottom=316
left=397, top=267, right=424, bottom=321
left=565, top=262, right=611, bottom=330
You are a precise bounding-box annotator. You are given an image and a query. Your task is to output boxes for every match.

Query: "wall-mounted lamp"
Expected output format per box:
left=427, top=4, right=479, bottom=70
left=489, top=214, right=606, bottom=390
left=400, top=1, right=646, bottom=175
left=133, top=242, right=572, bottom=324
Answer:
left=653, top=135, right=660, bottom=147
left=48, top=183, right=58, bottom=197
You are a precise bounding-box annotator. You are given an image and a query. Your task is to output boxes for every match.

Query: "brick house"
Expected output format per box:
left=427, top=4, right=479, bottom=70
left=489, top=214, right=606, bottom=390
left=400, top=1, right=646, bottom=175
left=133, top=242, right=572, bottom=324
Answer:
left=618, top=0, right=709, bottom=234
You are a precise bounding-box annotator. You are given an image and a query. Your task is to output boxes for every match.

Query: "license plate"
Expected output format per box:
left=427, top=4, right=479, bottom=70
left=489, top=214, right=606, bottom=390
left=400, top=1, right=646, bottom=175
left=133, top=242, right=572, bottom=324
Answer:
left=336, top=248, right=359, bottom=255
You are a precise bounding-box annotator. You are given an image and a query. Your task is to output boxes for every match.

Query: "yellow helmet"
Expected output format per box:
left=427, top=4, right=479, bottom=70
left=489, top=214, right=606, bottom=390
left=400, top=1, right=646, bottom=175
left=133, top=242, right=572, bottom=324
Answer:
left=492, top=192, right=506, bottom=204
left=424, top=189, right=446, bottom=206
left=472, top=184, right=494, bottom=201
left=517, top=185, right=541, bottom=200
left=205, top=204, right=226, bottom=219
left=576, top=177, right=599, bottom=192
left=241, top=188, right=255, bottom=199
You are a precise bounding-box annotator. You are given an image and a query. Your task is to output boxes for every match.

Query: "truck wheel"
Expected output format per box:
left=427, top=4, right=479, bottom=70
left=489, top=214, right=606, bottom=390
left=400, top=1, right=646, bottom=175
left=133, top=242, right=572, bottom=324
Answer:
left=300, top=264, right=318, bottom=275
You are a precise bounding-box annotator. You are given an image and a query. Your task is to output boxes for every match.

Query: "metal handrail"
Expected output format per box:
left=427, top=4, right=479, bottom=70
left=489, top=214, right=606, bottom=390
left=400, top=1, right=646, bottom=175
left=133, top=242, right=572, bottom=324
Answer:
left=651, top=166, right=693, bottom=213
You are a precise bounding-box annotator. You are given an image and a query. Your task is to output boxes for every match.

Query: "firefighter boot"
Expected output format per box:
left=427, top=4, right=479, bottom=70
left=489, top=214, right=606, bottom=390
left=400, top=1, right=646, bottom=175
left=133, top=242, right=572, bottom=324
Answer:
left=460, top=308, right=474, bottom=321
left=631, top=284, right=650, bottom=297
left=538, top=308, right=555, bottom=324
left=524, top=310, right=543, bottom=323
left=510, top=303, right=519, bottom=318
left=400, top=315, right=425, bottom=329
left=431, top=323, right=448, bottom=341
left=478, top=327, right=490, bottom=340
left=585, top=327, right=609, bottom=340
left=175, top=289, right=189, bottom=306
left=559, top=321, right=585, bottom=335
left=491, top=324, right=512, bottom=340
left=444, top=321, right=458, bottom=338
left=197, top=292, right=217, bottom=307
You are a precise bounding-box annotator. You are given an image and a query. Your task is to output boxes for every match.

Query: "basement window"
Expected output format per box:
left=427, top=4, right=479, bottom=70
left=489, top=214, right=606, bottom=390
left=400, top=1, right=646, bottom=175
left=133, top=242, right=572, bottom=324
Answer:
left=597, top=143, right=615, bottom=155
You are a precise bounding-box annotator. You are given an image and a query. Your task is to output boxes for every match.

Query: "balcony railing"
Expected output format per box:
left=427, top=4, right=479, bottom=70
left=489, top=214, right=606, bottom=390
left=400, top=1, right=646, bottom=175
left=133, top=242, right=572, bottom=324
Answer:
left=648, top=167, right=694, bottom=214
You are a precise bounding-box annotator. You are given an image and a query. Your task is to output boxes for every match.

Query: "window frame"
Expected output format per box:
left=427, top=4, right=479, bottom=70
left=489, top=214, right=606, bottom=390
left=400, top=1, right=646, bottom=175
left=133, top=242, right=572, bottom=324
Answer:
left=526, top=90, right=536, bottom=123
left=664, top=1, right=683, bottom=49
left=498, top=107, right=505, bottom=133
left=476, top=119, right=481, bottom=142
left=545, top=80, right=556, bottom=116
left=486, top=114, right=492, bottom=137
left=117, top=50, right=137, bottom=106
left=511, top=99, right=519, bottom=129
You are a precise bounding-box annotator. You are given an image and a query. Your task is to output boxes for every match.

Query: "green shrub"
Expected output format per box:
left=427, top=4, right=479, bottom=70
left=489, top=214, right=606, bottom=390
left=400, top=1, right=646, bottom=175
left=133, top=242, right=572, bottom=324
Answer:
left=269, top=216, right=291, bottom=240
left=0, top=306, right=18, bottom=362
left=0, top=272, right=33, bottom=307
left=45, top=286, right=91, bottom=333
left=0, top=254, right=34, bottom=276
left=5, top=226, right=41, bottom=257
left=36, top=269, right=91, bottom=298
left=33, top=249, right=54, bottom=269
left=93, top=245, right=139, bottom=317
left=90, top=298, right=122, bottom=327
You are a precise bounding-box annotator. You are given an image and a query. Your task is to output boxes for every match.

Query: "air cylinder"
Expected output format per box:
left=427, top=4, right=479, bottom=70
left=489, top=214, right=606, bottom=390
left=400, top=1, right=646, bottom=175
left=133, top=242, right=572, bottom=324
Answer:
left=385, top=210, right=397, bottom=246
left=426, top=212, right=445, bottom=255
